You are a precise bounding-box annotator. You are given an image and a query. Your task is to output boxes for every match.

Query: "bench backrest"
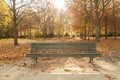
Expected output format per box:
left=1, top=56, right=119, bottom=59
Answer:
left=30, top=42, right=96, bottom=54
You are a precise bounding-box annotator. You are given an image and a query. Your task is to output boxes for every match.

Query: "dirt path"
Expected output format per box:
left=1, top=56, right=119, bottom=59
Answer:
left=0, top=57, right=115, bottom=80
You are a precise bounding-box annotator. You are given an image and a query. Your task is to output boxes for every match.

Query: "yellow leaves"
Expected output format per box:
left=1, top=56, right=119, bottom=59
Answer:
left=0, top=0, right=11, bottom=26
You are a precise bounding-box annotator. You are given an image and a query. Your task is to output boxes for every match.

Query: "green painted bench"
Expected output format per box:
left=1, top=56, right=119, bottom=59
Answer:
left=26, top=42, right=101, bottom=64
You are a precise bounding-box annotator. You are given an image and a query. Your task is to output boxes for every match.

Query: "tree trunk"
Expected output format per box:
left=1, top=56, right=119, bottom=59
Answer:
left=13, top=0, right=18, bottom=45
left=43, top=12, right=47, bottom=38
left=58, top=10, right=62, bottom=37
left=84, top=0, right=87, bottom=40
left=95, top=18, right=100, bottom=42
left=29, top=26, right=32, bottom=38
left=105, top=13, right=108, bottom=39
left=113, top=14, right=116, bottom=39
left=88, top=26, right=90, bottom=40
left=95, top=0, right=100, bottom=42
left=84, top=24, right=87, bottom=40
left=24, top=29, right=26, bottom=38
left=112, top=0, right=116, bottom=39
left=19, top=23, right=22, bottom=37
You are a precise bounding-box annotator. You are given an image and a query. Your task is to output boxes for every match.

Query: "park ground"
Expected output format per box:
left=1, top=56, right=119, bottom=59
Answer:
left=0, top=37, right=120, bottom=80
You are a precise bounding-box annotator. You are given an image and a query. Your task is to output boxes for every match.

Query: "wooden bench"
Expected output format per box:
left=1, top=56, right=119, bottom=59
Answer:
left=26, top=42, right=101, bottom=65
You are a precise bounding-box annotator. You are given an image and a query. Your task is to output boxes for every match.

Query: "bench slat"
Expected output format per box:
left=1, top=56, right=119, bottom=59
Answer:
left=30, top=42, right=97, bottom=53
left=26, top=53, right=101, bottom=58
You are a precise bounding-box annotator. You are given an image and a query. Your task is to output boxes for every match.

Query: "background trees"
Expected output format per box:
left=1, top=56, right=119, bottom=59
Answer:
left=69, top=0, right=113, bottom=41
left=0, top=0, right=120, bottom=45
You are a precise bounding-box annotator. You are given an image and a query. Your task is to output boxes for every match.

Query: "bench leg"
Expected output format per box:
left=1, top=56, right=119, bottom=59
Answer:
left=89, top=57, right=94, bottom=64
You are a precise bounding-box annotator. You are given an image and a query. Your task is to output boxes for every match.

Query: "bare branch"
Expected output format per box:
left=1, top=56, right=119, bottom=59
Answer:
left=104, top=0, right=111, bottom=7
left=16, top=11, right=25, bottom=21
left=16, top=13, right=33, bottom=26
left=16, top=0, right=35, bottom=10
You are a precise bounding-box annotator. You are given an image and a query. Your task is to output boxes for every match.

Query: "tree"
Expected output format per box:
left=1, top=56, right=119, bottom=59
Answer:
left=93, top=0, right=111, bottom=41
left=31, top=0, right=57, bottom=38
left=3, top=0, right=34, bottom=45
